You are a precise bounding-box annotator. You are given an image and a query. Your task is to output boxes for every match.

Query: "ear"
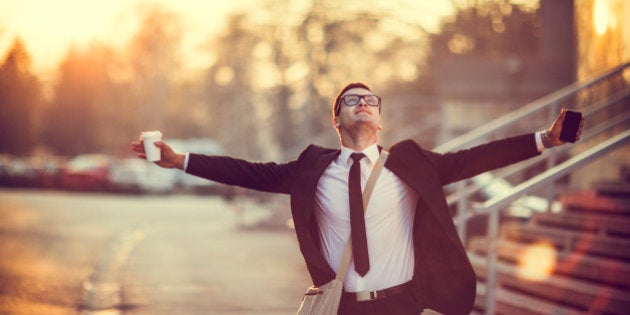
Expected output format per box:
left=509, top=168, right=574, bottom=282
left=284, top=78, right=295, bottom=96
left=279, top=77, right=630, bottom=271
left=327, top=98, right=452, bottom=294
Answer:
left=333, top=117, right=340, bottom=128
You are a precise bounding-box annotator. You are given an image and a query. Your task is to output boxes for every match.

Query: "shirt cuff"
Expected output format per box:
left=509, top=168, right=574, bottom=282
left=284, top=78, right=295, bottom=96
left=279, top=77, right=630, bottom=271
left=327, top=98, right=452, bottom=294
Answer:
left=183, top=152, right=190, bottom=171
left=535, top=131, right=546, bottom=152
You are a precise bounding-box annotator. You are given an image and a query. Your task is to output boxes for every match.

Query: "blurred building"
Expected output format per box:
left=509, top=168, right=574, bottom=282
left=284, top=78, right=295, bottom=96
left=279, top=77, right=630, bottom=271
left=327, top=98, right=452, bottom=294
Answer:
left=572, top=0, right=630, bottom=188
left=432, top=0, right=576, bottom=142
left=416, top=0, right=629, bottom=189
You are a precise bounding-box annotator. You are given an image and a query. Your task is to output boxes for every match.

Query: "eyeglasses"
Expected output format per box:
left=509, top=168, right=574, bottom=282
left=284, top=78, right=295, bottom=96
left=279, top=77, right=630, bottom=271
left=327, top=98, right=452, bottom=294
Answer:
left=341, top=94, right=381, bottom=107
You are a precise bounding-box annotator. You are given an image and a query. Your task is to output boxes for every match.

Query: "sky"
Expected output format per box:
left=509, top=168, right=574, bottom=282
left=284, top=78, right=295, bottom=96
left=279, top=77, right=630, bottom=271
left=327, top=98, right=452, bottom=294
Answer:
left=0, top=0, right=250, bottom=77
left=0, top=0, right=455, bottom=80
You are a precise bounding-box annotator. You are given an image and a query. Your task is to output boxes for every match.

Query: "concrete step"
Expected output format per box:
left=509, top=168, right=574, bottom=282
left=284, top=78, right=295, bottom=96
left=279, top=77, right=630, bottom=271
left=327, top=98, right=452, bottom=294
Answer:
left=531, top=211, right=630, bottom=238
left=468, top=237, right=630, bottom=289
left=501, top=224, right=630, bottom=261
left=475, top=281, right=584, bottom=315
left=470, top=253, right=630, bottom=314
left=559, top=191, right=630, bottom=217
left=593, top=180, right=630, bottom=198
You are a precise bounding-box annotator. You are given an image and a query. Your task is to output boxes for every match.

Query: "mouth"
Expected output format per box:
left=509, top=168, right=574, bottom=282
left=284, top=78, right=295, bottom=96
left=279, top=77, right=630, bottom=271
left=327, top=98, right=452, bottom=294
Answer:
left=356, top=109, right=371, bottom=115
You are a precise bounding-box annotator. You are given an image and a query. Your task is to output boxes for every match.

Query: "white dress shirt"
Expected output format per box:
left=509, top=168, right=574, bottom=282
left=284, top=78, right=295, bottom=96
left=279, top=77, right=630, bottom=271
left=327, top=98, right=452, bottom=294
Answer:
left=314, top=143, right=418, bottom=292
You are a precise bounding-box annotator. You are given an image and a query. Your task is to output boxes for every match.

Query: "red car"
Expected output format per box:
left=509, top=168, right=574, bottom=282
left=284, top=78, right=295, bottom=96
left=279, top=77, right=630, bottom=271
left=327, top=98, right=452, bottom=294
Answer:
left=59, top=154, right=112, bottom=191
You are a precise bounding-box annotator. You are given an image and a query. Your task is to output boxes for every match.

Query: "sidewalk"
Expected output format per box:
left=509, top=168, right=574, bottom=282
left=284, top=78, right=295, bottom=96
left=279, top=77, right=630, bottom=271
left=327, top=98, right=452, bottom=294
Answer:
left=83, top=195, right=311, bottom=315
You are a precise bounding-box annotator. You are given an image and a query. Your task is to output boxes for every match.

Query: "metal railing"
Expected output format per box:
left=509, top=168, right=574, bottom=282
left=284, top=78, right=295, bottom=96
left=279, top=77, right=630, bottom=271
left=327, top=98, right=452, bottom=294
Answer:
left=479, top=130, right=630, bottom=314
left=434, top=61, right=630, bottom=153
left=432, top=61, right=630, bottom=314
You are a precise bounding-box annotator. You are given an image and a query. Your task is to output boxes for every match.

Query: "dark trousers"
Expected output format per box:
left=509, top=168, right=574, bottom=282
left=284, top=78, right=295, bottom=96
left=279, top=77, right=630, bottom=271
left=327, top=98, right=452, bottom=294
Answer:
left=337, top=286, right=420, bottom=315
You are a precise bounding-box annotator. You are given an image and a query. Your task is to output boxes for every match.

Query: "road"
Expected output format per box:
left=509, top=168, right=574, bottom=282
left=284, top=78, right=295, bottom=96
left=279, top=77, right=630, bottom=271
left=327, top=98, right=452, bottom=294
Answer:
left=0, top=189, right=311, bottom=315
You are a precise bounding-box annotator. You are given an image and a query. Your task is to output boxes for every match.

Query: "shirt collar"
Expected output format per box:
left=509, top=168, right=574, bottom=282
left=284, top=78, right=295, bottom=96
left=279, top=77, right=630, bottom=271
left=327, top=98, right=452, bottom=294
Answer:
left=339, top=143, right=380, bottom=167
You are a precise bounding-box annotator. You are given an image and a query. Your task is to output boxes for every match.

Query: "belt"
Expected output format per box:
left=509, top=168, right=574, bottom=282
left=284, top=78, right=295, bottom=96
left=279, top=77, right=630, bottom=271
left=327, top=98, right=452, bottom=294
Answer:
left=342, top=281, right=412, bottom=302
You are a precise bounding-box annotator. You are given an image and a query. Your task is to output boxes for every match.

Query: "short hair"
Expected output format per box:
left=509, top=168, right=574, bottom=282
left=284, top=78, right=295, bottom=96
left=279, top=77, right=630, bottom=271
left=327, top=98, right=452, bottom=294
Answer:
left=332, top=82, right=372, bottom=118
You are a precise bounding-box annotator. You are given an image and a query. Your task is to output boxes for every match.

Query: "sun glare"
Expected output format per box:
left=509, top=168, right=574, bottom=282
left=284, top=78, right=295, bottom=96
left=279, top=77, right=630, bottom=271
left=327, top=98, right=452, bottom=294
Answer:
left=1, top=0, right=134, bottom=74
left=594, top=0, right=609, bottom=35
left=0, top=0, right=243, bottom=75
left=516, top=241, right=557, bottom=281
left=28, top=2, right=114, bottom=42
left=1, top=0, right=455, bottom=80
left=593, top=0, right=619, bottom=36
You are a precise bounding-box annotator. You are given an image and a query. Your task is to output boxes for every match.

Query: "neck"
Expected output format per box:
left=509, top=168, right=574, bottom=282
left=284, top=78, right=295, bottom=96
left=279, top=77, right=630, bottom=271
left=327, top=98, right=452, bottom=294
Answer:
left=340, top=130, right=378, bottom=152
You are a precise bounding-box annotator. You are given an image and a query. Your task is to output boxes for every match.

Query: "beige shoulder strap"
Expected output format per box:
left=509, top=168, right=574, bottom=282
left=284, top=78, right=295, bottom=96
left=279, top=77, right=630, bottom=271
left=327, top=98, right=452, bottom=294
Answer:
left=335, top=150, right=389, bottom=281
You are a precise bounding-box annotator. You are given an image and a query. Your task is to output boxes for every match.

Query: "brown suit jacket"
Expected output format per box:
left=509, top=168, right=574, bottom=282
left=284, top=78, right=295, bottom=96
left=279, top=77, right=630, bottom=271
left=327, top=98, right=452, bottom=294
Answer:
left=187, top=133, right=541, bottom=314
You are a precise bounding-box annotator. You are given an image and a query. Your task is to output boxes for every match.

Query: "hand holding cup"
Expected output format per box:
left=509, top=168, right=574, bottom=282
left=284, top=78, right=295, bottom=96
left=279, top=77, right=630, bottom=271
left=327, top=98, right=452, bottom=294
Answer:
left=141, top=131, right=163, bottom=162
left=130, top=131, right=185, bottom=169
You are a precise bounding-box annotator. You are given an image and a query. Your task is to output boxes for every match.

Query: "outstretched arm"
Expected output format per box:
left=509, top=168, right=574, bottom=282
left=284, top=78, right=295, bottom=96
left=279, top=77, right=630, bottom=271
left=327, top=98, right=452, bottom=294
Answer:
left=131, top=134, right=296, bottom=194
left=424, top=108, right=586, bottom=184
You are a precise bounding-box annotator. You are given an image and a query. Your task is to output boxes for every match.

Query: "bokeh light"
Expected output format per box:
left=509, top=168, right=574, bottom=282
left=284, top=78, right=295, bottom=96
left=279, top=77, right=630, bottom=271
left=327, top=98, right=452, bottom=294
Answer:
left=516, top=241, right=558, bottom=281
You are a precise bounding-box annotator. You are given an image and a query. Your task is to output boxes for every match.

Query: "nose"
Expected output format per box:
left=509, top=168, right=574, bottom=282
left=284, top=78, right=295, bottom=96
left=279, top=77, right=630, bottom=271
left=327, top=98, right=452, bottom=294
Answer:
left=357, top=98, right=368, bottom=106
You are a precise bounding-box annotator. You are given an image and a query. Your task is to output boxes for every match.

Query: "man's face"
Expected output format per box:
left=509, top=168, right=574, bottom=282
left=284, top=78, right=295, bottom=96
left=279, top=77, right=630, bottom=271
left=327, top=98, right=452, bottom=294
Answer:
left=334, top=87, right=382, bottom=133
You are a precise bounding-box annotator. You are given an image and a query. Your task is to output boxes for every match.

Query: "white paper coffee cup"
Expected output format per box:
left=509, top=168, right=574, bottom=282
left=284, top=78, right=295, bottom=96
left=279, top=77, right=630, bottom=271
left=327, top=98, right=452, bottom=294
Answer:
left=141, top=131, right=162, bottom=162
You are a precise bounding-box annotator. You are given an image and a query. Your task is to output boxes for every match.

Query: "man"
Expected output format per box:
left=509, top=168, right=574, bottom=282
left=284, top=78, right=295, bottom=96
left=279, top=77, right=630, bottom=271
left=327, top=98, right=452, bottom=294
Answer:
left=131, top=82, right=583, bottom=314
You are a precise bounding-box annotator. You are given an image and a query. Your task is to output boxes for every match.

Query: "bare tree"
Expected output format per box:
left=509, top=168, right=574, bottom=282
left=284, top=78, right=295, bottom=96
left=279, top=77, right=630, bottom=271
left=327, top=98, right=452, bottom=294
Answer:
left=126, top=4, right=183, bottom=132
left=0, top=38, right=44, bottom=155
left=201, top=0, right=433, bottom=159
left=41, top=44, right=120, bottom=155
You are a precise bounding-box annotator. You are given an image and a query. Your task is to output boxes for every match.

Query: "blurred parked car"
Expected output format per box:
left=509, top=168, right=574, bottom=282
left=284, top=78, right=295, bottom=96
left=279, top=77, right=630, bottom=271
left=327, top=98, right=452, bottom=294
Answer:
left=32, top=155, right=66, bottom=188
left=59, top=154, right=112, bottom=191
left=108, top=158, right=177, bottom=194
left=0, top=155, right=39, bottom=188
left=168, top=138, right=224, bottom=194
left=0, top=154, right=13, bottom=186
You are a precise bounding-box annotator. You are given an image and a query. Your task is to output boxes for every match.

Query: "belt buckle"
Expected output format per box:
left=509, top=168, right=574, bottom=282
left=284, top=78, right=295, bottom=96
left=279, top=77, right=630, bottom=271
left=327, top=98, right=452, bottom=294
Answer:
left=356, top=290, right=378, bottom=302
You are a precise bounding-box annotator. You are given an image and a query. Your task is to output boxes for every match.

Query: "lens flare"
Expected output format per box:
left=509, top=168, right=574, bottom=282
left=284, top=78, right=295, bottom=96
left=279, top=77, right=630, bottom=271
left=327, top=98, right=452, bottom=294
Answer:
left=516, top=241, right=557, bottom=281
left=594, top=0, right=609, bottom=35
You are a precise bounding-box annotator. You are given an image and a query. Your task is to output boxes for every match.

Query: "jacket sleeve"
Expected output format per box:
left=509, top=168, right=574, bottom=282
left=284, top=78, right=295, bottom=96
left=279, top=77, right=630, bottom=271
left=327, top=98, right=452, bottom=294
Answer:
left=185, top=154, right=296, bottom=194
left=423, top=133, right=541, bottom=185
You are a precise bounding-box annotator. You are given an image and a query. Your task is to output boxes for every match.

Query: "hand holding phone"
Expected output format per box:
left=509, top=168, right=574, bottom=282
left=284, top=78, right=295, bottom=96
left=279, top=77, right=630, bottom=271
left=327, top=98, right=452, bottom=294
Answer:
left=559, top=110, right=582, bottom=143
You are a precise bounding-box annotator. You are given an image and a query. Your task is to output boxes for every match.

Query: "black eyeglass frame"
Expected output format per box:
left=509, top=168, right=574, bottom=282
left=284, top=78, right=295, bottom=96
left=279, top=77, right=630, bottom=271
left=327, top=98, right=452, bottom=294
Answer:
left=335, top=94, right=382, bottom=116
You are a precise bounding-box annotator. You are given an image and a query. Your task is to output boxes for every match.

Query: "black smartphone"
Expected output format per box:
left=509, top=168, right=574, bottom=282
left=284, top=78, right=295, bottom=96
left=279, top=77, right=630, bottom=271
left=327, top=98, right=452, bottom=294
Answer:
left=559, top=110, right=582, bottom=143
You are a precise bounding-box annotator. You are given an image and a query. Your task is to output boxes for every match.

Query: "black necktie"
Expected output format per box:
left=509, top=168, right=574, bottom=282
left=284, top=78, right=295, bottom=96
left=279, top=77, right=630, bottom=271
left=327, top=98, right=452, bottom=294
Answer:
left=349, top=152, right=369, bottom=276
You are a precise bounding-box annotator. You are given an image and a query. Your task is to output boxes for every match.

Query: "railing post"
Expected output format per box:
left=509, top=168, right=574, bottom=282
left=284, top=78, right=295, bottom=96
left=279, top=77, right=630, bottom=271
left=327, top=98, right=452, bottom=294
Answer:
left=545, top=101, right=561, bottom=211
left=485, top=207, right=499, bottom=315
left=456, top=181, right=468, bottom=243
left=547, top=101, right=560, bottom=170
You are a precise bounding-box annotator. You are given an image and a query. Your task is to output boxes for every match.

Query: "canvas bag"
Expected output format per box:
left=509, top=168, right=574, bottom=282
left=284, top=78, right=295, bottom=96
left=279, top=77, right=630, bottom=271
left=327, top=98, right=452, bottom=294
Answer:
left=297, top=151, right=389, bottom=315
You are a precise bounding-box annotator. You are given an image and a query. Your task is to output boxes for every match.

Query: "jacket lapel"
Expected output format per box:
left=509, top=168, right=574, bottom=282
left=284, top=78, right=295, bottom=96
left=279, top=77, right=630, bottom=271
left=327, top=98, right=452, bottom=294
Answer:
left=385, top=143, right=464, bottom=251
left=302, top=149, right=340, bottom=223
